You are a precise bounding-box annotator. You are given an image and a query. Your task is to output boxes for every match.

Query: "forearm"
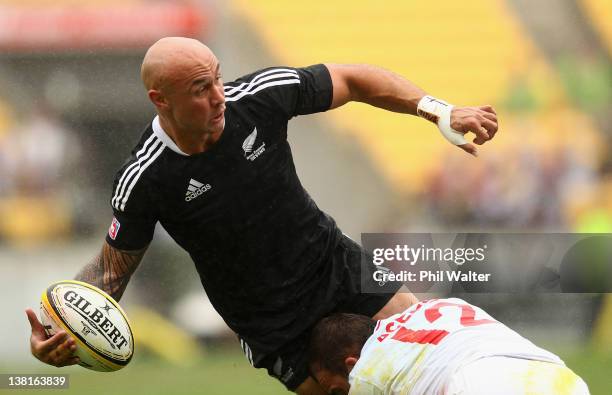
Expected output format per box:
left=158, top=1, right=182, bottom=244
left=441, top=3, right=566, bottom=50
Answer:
left=327, top=63, right=499, bottom=156
left=75, top=241, right=146, bottom=301
left=330, top=64, right=427, bottom=114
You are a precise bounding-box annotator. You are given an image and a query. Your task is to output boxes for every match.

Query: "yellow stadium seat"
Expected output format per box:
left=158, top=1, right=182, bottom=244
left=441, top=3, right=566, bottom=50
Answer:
left=228, top=0, right=601, bottom=194
left=581, top=0, right=612, bottom=55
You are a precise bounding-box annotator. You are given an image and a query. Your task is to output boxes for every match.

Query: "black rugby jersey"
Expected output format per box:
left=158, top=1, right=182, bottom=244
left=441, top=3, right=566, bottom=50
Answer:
left=105, top=64, right=344, bottom=353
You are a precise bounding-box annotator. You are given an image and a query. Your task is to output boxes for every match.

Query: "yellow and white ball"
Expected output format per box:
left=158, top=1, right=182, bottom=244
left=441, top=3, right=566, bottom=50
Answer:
left=40, top=280, right=134, bottom=372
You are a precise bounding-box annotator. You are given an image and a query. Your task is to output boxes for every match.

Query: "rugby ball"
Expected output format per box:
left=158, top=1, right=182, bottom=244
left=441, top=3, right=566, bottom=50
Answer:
left=40, top=280, right=134, bottom=372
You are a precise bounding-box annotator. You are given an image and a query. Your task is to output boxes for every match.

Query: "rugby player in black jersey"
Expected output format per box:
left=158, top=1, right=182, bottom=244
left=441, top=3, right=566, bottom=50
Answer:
left=26, top=37, right=498, bottom=394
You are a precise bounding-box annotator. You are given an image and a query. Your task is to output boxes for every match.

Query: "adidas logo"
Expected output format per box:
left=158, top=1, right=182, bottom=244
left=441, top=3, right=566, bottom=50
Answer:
left=242, top=127, right=266, bottom=161
left=185, top=178, right=212, bottom=202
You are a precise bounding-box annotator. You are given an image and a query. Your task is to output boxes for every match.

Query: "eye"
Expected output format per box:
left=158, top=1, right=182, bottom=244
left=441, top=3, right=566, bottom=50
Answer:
left=195, top=84, right=209, bottom=95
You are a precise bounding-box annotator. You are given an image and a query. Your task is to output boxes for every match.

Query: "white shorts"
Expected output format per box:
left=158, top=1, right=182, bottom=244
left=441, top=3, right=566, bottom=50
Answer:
left=445, top=356, right=590, bottom=395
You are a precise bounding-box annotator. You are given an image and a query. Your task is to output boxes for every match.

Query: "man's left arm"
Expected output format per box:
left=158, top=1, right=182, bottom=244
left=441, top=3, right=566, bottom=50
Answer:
left=325, top=63, right=498, bottom=156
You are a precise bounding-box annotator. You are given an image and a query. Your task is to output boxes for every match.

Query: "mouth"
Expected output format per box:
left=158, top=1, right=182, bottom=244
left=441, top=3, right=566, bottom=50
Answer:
left=212, top=108, right=225, bottom=123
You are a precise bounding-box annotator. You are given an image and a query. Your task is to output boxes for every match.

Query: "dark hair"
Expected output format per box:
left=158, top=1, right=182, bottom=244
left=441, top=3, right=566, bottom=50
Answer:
left=308, top=313, right=376, bottom=377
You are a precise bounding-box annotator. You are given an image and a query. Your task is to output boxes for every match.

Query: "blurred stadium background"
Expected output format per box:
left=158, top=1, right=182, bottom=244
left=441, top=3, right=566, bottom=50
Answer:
left=0, top=0, right=611, bottom=393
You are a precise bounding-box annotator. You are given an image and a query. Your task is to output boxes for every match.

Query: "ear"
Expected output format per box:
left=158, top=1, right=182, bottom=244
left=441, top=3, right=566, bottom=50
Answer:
left=344, top=356, right=358, bottom=373
left=148, top=89, right=168, bottom=109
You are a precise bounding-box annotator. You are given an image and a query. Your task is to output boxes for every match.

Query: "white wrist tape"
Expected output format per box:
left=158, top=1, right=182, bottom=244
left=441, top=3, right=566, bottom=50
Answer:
left=417, top=95, right=467, bottom=145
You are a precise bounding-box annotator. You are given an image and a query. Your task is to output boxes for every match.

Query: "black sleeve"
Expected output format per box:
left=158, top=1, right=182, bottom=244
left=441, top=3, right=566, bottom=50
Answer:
left=225, top=64, right=333, bottom=120
left=105, top=166, right=157, bottom=251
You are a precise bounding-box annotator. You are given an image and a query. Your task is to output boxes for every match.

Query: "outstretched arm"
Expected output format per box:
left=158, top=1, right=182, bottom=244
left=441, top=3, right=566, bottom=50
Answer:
left=327, top=63, right=427, bottom=114
left=325, top=63, right=498, bottom=156
left=26, top=240, right=147, bottom=367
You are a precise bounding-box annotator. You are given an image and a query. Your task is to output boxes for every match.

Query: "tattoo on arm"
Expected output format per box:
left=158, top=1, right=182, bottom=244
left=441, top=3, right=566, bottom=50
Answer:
left=75, top=241, right=147, bottom=301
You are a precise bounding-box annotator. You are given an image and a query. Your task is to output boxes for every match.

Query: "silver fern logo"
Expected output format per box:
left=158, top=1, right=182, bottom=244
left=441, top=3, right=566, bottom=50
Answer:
left=242, top=128, right=257, bottom=156
left=242, top=127, right=266, bottom=161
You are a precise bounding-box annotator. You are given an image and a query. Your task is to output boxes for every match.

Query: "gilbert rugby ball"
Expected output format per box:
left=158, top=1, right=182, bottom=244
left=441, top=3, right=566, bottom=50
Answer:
left=40, top=280, right=134, bottom=372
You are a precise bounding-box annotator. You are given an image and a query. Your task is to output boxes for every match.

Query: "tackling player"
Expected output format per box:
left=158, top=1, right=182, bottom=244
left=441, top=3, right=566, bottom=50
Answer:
left=309, top=298, right=590, bottom=395
left=26, top=37, right=498, bottom=394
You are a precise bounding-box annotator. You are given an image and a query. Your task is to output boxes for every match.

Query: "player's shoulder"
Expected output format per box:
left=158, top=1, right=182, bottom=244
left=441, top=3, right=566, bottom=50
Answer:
left=224, top=66, right=300, bottom=86
left=225, top=64, right=330, bottom=83
left=223, top=66, right=301, bottom=104
left=114, top=122, right=166, bottom=175
left=110, top=119, right=168, bottom=212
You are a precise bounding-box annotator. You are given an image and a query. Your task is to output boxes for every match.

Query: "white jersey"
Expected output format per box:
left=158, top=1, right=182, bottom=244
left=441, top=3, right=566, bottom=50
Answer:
left=349, top=298, right=563, bottom=395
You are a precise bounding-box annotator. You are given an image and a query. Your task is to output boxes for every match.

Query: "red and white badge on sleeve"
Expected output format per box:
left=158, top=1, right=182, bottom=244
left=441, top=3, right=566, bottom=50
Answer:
left=108, top=217, right=121, bottom=240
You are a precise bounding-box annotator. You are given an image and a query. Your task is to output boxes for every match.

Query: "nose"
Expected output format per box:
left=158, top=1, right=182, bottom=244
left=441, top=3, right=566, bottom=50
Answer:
left=211, top=82, right=225, bottom=105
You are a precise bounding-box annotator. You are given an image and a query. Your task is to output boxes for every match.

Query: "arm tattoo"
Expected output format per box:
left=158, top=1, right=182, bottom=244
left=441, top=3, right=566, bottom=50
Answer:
left=75, top=241, right=147, bottom=301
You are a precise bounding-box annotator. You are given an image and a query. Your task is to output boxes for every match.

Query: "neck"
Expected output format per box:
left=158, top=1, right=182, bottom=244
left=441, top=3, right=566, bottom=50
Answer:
left=158, top=115, right=222, bottom=155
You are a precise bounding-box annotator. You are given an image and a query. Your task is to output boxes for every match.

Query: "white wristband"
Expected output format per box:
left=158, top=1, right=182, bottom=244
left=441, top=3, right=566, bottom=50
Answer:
left=417, top=95, right=466, bottom=145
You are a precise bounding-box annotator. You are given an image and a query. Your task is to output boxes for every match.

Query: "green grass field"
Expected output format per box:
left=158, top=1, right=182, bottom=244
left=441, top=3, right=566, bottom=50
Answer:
left=561, top=348, right=612, bottom=395
left=2, top=347, right=610, bottom=394
left=1, top=349, right=285, bottom=395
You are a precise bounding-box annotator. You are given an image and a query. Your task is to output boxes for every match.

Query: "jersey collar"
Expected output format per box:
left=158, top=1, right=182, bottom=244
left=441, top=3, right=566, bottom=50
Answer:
left=152, top=115, right=190, bottom=156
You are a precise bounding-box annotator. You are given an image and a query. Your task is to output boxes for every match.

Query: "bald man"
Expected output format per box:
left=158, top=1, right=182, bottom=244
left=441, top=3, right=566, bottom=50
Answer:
left=26, top=37, right=498, bottom=394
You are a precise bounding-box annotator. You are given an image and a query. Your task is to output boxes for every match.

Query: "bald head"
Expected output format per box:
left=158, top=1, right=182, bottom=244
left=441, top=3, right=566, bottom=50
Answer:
left=140, top=37, right=226, bottom=144
left=141, top=37, right=216, bottom=91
